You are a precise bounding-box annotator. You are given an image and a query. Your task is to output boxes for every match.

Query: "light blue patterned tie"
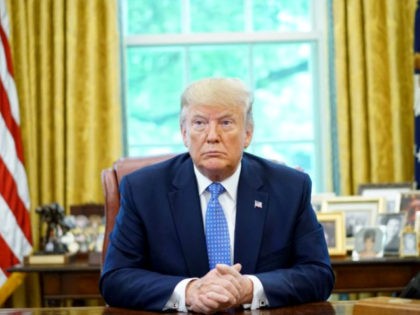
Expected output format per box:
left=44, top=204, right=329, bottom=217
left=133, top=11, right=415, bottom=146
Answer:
left=205, top=182, right=231, bottom=269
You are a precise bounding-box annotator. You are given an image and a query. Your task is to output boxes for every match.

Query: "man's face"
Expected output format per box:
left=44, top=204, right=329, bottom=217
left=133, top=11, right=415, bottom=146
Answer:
left=181, top=103, right=253, bottom=182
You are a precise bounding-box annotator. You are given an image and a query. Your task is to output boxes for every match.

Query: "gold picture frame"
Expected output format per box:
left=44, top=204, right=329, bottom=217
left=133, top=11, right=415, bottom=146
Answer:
left=321, top=196, right=385, bottom=250
left=316, top=212, right=346, bottom=256
left=400, top=232, right=419, bottom=257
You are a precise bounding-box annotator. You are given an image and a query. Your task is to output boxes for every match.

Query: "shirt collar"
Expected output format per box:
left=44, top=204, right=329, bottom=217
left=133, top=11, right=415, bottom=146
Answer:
left=194, top=162, right=241, bottom=202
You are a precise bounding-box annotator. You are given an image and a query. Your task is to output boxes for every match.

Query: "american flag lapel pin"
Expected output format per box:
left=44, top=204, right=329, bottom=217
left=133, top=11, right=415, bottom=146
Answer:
left=254, top=200, right=263, bottom=208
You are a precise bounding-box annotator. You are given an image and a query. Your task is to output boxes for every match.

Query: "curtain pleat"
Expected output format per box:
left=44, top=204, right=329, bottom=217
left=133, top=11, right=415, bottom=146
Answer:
left=333, top=0, right=416, bottom=194
left=66, top=0, right=122, bottom=205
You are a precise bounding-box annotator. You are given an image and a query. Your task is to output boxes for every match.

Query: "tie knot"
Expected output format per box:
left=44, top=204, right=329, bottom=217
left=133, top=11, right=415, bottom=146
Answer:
left=207, top=182, right=225, bottom=198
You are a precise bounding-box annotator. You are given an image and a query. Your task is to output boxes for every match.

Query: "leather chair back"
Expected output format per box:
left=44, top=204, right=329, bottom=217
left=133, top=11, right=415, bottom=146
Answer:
left=100, top=154, right=175, bottom=264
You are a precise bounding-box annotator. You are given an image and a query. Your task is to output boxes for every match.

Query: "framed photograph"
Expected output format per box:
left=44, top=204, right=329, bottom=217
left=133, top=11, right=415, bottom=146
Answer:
left=376, top=213, right=406, bottom=256
left=400, top=232, right=419, bottom=257
left=316, top=212, right=346, bottom=256
left=397, top=190, right=420, bottom=228
left=67, top=204, right=105, bottom=256
left=358, top=182, right=413, bottom=213
left=352, top=227, right=385, bottom=259
left=321, top=196, right=385, bottom=249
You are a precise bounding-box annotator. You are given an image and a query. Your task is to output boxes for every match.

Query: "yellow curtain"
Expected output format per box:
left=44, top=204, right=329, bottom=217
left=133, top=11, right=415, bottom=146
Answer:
left=4, top=0, right=122, bottom=306
left=333, top=0, right=416, bottom=195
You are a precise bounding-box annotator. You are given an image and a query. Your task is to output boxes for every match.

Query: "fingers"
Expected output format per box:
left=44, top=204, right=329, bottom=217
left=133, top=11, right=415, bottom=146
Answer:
left=215, top=263, right=254, bottom=305
left=187, top=286, right=234, bottom=313
left=216, top=263, right=242, bottom=275
left=186, top=267, right=243, bottom=312
left=187, top=293, right=218, bottom=314
left=233, top=263, right=242, bottom=272
left=214, top=264, right=242, bottom=297
left=188, top=292, right=230, bottom=314
left=200, top=276, right=241, bottom=304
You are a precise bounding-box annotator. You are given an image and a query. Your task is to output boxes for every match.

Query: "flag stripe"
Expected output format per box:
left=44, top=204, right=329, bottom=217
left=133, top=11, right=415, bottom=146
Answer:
left=0, top=114, right=30, bottom=210
left=0, top=195, right=32, bottom=264
left=0, top=17, right=12, bottom=75
left=0, top=235, right=20, bottom=278
left=0, top=1, right=9, bottom=38
left=0, top=0, right=32, bottom=292
left=0, top=157, right=32, bottom=242
left=0, top=27, right=20, bottom=125
left=0, top=80, right=24, bottom=161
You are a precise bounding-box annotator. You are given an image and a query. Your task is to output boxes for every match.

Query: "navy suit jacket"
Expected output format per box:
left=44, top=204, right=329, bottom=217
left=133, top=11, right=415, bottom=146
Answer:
left=100, top=153, right=334, bottom=310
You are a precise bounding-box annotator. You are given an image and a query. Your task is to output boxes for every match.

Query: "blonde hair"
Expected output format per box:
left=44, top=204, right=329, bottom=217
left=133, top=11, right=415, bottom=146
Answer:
left=180, top=77, right=254, bottom=127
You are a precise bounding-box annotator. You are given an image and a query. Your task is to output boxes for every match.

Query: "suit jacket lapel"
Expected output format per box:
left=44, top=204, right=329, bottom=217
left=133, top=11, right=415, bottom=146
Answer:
left=234, top=157, right=268, bottom=274
left=168, top=159, right=209, bottom=277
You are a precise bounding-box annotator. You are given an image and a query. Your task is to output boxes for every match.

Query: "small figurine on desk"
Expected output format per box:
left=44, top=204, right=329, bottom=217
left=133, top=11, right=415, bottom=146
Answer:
left=36, top=202, right=70, bottom=254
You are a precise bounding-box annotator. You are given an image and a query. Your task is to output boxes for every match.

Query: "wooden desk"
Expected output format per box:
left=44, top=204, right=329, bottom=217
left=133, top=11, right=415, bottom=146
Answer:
left=8, top=256, right=420, bottom=306
left=331, top=256, right=420, bottom=293
left=8, top=261, right=103, bottom=306
left=0, top=301, right=355, bottom=315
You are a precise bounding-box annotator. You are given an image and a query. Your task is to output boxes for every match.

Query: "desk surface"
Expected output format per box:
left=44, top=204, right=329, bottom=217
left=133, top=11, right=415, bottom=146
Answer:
left=0, top=301, right=355, bottom=315
left=7, top=256, right=420, bottom=307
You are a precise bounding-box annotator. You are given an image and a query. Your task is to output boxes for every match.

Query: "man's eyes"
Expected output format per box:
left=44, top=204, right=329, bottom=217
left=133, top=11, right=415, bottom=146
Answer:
left=221, top=119, right=233, bottom=126
left=192, top=119, right=207, bottom=130
left=190, top=118, right=236, bottom=130
left=192, top=119, right=206, bottom=126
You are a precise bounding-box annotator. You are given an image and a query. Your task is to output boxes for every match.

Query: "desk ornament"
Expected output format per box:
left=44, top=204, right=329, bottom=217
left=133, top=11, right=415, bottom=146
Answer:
left=24, top=203, right=74, bottom=265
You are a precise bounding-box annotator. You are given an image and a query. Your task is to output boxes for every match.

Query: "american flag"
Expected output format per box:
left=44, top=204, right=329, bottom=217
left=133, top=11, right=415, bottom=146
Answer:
left=0, top=0, right=32, bottom=303
left=415, top=0, right=420, bottom=189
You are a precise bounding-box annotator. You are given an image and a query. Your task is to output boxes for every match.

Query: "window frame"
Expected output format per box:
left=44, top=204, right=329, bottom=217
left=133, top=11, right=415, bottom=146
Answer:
left=119, top=0, right=332, bottom=192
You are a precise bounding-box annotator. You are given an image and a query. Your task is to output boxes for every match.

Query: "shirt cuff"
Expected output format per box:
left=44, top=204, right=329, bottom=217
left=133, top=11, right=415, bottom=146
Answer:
left=243, top=275, right=269, bottom=309
left=163, top=278, right=196, bottom=312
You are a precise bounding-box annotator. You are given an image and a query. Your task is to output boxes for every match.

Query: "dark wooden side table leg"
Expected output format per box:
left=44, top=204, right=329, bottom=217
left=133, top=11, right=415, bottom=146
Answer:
left=39, top=272, right=46, bottom=307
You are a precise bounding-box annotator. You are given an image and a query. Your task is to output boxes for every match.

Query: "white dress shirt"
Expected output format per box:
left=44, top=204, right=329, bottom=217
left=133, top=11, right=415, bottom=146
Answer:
left=164, top=163, right=269, bottom=311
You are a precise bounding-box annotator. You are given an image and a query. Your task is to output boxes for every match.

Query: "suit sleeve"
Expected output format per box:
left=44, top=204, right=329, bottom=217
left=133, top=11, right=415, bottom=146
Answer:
left=256, top=174, right=335, bottom=307
left=99, top=176, right=185, bottom=311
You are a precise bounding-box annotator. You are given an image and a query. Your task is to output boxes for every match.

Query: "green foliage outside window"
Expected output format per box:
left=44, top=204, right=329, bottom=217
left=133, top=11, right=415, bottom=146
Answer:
left=121, top=0, right=327, bottom=191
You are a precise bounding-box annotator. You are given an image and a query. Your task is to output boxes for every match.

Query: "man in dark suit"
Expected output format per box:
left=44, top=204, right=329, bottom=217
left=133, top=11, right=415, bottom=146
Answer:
left=100, top=77, right=334, bottom=313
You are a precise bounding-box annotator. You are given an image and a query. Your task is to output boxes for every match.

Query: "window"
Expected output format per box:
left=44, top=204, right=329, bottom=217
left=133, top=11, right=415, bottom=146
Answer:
left=120, top=0, right=331, bottom=192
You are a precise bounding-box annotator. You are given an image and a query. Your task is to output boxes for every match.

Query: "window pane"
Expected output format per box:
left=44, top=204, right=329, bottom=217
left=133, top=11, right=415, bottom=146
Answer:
left=190, top=0, right=244, bottom=32
left=247, top=142, right=317, bottom=189
left=125, top=47, right=184, bottom=152
left=121, top=0, right=327, bottom=192
left=125, top=42, right=316, bottom=164
left=123, top=0, right=181, bottom=35
left=189, top=45, right=249, bottom=80
left=253, top=0, right=312, bottom=31
left=252, top=43, right=314, bottom=142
